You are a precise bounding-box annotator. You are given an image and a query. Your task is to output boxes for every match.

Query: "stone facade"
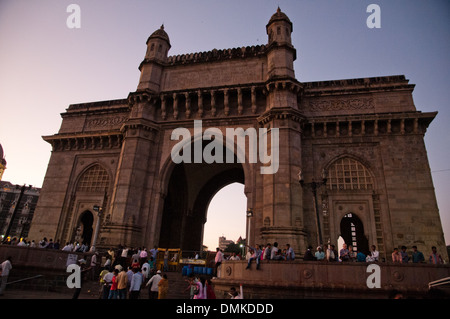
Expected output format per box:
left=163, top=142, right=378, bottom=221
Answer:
left=0, top=181, right=40, bottom=241
left=28, top=8, right=447, bottom=262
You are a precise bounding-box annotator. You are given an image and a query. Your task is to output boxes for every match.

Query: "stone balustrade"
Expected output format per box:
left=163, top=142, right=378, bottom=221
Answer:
left=212, top=259, right=450, bottom=299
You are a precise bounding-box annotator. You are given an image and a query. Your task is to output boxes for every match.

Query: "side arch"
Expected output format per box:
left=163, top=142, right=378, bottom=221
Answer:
left=60, top=162, right=112, bottom=247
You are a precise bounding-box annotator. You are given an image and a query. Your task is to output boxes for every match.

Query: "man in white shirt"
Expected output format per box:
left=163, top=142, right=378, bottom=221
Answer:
left=0, top=256, right=12, bottom=296
left=62, top=242, right=73, bottom=251
left=270, top=242, right=282, bottom=260
left=370, top=245, right=379, bottom=262
left=214, top=248, right=223, bottom=277
left=101, top=268, right=114, bottom=299
left=146, top=270, right=162, bottom=299
left=129, top=267, right=143, bottom=299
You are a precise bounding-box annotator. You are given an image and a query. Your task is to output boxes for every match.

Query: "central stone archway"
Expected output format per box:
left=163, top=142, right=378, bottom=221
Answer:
left=159, top=161, right=245, bottom=251
left=157, top=136, right=247, bottom=251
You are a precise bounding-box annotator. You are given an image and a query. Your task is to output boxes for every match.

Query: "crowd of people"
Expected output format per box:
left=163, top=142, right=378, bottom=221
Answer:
left=302, top=243, right=446, bottom=264
left=2, top=236, right=92, bottom=252
left=221, top=242, right=296, bottom=268
left=221, top=241, right=447, bottom=266
left=3, top=235, right=446, bottom=266
left=83, top=245, right=172, bottom=299
left=1, top=235, right=447, bottom=299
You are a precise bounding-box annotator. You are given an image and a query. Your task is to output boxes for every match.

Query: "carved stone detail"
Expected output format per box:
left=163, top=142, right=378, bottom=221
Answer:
left=87, top=116, right=127, bottom=128
left=309, top=98, right=374, bottom=112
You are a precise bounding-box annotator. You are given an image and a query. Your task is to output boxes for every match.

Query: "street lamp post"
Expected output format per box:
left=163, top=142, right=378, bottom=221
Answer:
left=299, top=168, right=328, bottom=246
left=246, top=208, right=253, bottom=252
left=90, top=205, right=103, bottom=252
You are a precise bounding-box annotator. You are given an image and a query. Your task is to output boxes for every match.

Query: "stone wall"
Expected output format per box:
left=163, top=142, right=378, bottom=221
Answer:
left=0, top=245, right=92, bottom=271
left=212, top=260, right=450, bottom=299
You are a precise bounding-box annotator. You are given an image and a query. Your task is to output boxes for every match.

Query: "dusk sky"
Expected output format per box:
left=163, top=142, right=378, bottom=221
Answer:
left=0, top=0, right=449, bottom=250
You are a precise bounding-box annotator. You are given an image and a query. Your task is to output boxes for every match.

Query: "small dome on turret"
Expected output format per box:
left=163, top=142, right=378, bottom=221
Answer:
left=267, top=7, right=293, bottom=31
left=147, top=24, right=171, bottom=47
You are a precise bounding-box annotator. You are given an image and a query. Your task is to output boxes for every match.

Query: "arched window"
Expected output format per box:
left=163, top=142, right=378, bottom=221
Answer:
left=327, top=157, right=373, bottom=191
left=76, top=164, right=110, bottom=192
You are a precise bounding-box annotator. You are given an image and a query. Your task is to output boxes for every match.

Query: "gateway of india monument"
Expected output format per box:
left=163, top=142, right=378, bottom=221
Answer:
left=28, top=8, right=447, bottom=267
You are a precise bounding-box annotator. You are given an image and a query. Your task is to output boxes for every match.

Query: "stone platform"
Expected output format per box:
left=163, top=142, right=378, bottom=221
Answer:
left=212, top=260, right=450, bottom=299
left=1, top=245, right=449, bottom=299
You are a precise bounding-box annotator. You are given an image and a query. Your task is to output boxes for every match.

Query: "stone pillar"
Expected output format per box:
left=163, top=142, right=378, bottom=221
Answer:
left=224, top=88, right=229, bottom=116
left=257, top=106, right=306, bottom=255
left=197, top=90, right=203, bottom=118
left=185, top=92, right=191, bottom=119
left=106, top=94, right=160, bottom=247
left=160, top=94, right=167, bottom=120
left=251, top=86, right=257, bottom=114
left=210, top=90, right=216, bottom=117
left=173, top=93, right=179, bottom=119
left=237, top=88, right=243, bottom=115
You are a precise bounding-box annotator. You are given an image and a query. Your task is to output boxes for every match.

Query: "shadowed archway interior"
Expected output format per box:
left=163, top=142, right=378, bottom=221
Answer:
left=340, top=213, right=369, bottom=255
left=159, top=139, right=245, bottom=253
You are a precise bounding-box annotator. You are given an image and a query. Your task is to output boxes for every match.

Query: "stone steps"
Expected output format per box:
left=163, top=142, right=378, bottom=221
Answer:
left=5, top=267, right=213, bottom=299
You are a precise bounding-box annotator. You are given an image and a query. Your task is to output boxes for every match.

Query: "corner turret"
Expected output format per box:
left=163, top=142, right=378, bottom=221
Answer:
left=265, top=7, right=296, bottom=80
left=137, top=25, right=171, bottom=92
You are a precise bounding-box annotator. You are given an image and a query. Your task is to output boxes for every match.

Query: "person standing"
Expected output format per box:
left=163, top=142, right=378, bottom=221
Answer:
left=411, top=246, right=425, bottom=263
left=326, top=244, right=336, bottom=262
left=0, top=256, right=12, bottom=296
left=150, top=246, right=158, bottom=263
left=120, top=246, right=129, bottom=267
left=146, top=270, right=162, bottom=299
left=392, top=248, right=402, bottom=263
left=139, top=248, right=148, bottom=267
left=214, top=248, right=223, bottom=277
left=101, top=267, right=113, bottom=299
left=193, top=276, right=206, bottom=299
left=90, top=251, right=99, bottom=280
left=129, top=267, right=143, bottom=299
left=400, top=246, right=409, bottom=263
left=108, top=269, right=120, bottom=299
left=315, top=246, right=325, bottom=261
left=117, top=266, right=128, bottom=299
left=163, top=249, right=169, bottom=272
left=429, top=246, right=444, bottom=264
left=158, top=274, right=169, bottom=299
left=303, top=246, right=316, bottom=261
left=206, top=278, right=216, bottom=299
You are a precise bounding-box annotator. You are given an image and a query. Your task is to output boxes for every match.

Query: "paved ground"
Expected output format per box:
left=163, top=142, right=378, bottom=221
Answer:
left=0, top=271, right=193, bottom=299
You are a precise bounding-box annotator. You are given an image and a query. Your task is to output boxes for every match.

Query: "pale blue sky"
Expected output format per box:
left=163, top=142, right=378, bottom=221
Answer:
left=0, top=1, right=449, bottom=248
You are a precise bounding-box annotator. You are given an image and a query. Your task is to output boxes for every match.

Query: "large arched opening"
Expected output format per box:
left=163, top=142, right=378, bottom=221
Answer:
left=158, top=135, right=249, bottom=252
left=203, top=182, right=246, bottom=251
left=159, top=161, right=245, bottom=252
